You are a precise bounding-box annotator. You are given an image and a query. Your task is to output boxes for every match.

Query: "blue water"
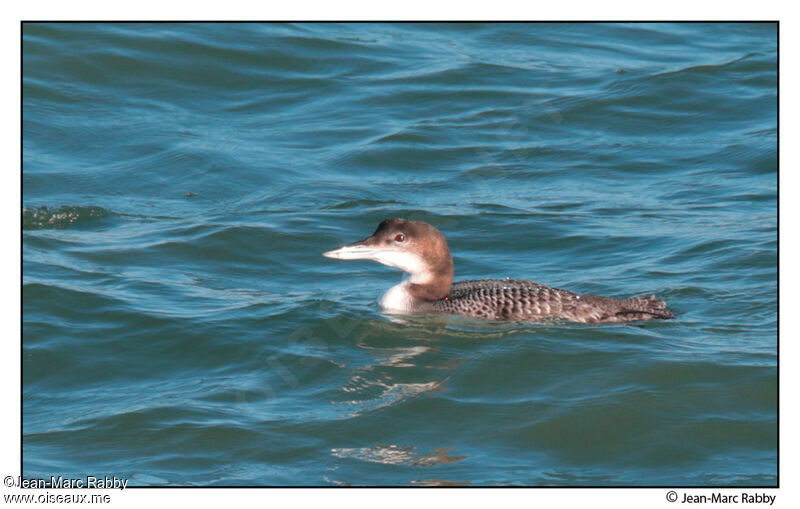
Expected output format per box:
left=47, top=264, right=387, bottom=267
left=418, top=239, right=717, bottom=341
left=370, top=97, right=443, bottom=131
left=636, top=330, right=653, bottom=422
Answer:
left=22, top=22, right=777, bottom=486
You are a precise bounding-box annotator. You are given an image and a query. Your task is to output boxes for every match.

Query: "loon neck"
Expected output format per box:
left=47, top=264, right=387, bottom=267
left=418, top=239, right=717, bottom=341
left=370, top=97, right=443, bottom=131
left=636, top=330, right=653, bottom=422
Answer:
left=380, top=259, right=454, bottom=312
left=406, top=269, right=453, bottom=301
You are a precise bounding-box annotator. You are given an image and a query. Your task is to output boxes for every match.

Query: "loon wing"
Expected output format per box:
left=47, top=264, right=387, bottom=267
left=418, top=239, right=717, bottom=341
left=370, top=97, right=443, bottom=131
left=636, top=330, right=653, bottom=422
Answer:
left=430, top=279, right=673, bottom=323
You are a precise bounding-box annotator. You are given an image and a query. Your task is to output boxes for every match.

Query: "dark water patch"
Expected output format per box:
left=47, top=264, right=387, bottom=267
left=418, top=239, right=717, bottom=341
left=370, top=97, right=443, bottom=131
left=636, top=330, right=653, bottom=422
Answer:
left=22, top=205, right=111, bottom=230
left=323, top=198, right=403, bottom=210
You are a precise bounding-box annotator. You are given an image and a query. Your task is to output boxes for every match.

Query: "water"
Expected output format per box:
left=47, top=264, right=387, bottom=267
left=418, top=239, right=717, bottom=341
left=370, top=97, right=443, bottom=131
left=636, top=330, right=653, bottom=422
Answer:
left=22, top=22, right=777, bottom=486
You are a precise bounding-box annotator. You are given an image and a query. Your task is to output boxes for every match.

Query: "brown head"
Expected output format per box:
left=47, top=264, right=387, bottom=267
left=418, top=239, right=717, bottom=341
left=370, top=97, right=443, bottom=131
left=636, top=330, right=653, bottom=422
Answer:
left=323, top=219, right=454, bottom=301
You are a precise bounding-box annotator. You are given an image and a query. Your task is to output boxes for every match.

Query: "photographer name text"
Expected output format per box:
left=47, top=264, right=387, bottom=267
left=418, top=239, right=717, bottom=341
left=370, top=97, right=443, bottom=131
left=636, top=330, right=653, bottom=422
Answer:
left=680, top=493, right=775, bottom=505
left=10, top=476, right=127, bottom=490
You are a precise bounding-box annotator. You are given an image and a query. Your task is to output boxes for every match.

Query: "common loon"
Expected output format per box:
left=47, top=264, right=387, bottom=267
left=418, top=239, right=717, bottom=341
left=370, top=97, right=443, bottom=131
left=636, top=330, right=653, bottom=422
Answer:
left=323, top=219, right=674, bottom=323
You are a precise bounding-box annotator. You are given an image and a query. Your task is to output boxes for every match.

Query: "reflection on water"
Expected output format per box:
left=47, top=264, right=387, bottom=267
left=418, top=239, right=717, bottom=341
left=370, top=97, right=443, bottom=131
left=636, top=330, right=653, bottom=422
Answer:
left=374, top=345, right=433, bottom=367
left=332, top=445, right=466, bottom=467
left=328, top=335, right=465, bottom=484
left=409, top=479, right=471, bottom=487
left=333, top=342, right=447, bottom=415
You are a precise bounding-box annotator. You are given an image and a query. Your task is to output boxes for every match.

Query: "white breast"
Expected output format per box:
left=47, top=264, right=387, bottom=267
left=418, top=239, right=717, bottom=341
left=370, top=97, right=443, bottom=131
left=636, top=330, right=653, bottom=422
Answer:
left=379, top=282, right=416, bottom=312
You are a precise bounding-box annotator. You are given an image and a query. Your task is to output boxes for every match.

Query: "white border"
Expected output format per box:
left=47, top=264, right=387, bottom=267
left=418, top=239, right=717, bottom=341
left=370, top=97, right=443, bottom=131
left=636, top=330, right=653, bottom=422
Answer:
left=4, top=2, right=792, bottom=507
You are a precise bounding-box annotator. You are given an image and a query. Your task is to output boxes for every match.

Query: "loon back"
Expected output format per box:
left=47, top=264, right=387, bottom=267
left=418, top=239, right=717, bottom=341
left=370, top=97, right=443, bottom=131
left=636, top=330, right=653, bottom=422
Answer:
left=425, top=279, right=674, bottom=323
left=323, top=218, right=674, bottom=324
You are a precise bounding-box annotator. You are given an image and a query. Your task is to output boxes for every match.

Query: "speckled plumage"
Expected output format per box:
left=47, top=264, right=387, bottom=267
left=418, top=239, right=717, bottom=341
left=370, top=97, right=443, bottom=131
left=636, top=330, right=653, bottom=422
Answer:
left=423, top=278, right=674, bottom=323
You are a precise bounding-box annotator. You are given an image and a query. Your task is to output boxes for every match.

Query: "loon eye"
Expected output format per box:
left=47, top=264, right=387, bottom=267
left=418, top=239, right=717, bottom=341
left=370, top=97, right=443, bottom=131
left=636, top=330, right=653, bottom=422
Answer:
left=394, top=233, right=405, bottom=242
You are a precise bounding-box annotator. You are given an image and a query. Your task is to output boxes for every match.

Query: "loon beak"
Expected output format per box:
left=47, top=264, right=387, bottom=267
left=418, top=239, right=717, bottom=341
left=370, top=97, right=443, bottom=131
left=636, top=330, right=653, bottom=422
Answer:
left=323, top=239, right=382, bottom=261
left=324, top=234, right=426, bottom=275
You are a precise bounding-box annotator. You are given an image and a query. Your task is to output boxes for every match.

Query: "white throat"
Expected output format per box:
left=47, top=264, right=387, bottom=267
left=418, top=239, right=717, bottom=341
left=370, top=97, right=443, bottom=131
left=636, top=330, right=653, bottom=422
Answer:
left=379, top=281, right=416, bottom=313
left=378, top=267, right=438, bottom=313
left=371, top=251, right=435, bottom=312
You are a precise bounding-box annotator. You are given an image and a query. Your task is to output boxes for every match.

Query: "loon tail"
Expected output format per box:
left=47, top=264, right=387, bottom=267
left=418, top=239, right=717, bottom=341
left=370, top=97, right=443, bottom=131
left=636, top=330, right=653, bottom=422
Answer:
left=614, top=294, right=674, bottom=321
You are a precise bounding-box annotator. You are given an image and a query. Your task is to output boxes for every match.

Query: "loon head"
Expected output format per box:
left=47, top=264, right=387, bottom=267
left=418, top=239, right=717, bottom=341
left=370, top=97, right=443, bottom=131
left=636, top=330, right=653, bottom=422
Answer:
left=323, top=218, right=454, bottom=301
